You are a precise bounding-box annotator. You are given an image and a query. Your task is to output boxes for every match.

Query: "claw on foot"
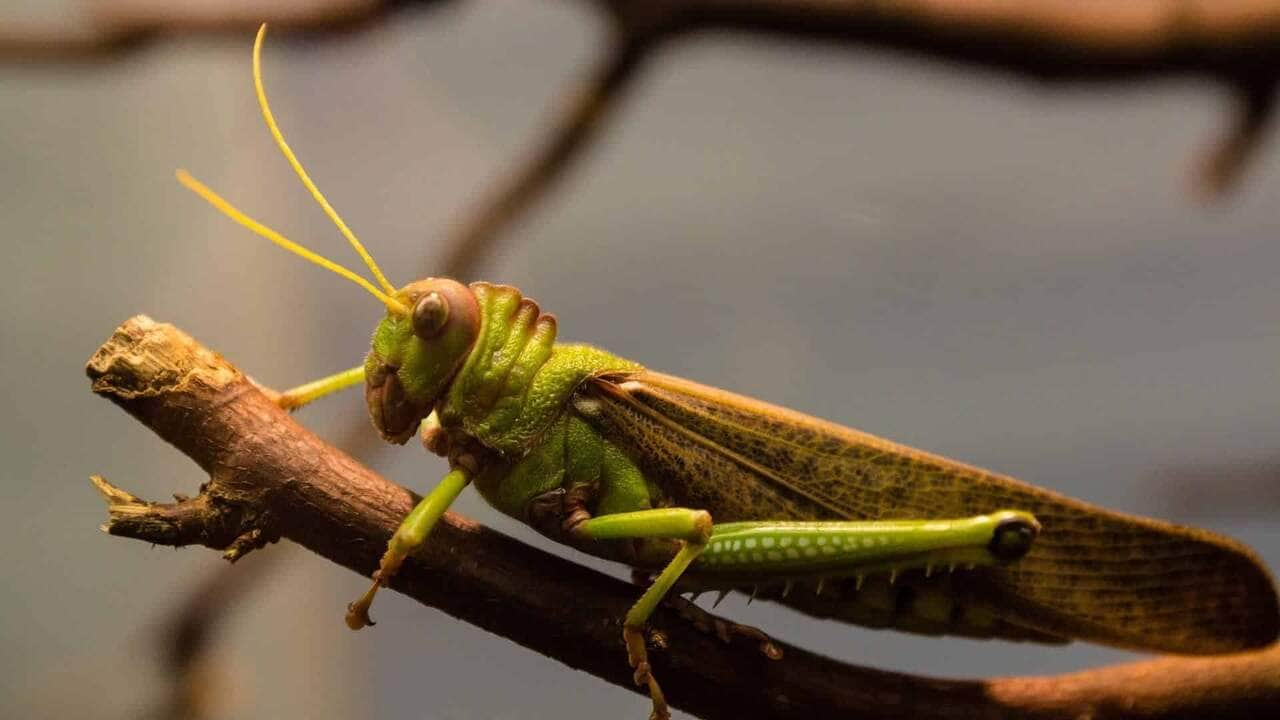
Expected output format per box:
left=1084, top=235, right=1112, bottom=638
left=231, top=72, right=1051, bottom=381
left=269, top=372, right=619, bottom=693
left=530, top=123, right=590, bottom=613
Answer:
left=667, top=593, right=784, bottom=660
left=625, top=626, right=670, bottom=720
left=345, top=573, right=385, bottom=630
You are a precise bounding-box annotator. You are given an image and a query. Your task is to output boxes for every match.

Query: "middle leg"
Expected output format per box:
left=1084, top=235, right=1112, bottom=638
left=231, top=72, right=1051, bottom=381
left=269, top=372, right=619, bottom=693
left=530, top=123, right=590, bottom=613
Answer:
left=569, top=507, right=712, bottom=720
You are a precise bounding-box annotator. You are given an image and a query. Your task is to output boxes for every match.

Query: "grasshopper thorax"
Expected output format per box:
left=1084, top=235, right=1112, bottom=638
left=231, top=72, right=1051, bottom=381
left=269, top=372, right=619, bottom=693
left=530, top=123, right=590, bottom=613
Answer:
left=365, top=278, right=480, bottom=444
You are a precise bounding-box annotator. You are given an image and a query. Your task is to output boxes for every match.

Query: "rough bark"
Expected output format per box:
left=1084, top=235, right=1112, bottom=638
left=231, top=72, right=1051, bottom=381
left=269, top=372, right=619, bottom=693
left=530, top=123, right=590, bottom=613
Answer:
left=89, top=315, right=1280, bottom=720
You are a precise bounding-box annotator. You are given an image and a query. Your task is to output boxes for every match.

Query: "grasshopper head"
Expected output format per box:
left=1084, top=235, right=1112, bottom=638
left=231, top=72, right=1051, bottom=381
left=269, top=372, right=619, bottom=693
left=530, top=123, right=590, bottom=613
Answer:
left=365, top=278, right=481, bottom=444
left=174, top=27, right=482, bottom=444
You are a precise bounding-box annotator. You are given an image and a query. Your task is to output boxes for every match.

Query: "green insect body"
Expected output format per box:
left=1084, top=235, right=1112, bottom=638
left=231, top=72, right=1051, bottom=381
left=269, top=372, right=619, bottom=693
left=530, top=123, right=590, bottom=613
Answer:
left=337, top=277, right=1273, bottom=719
left=176, top=25, right=1279, bottom=720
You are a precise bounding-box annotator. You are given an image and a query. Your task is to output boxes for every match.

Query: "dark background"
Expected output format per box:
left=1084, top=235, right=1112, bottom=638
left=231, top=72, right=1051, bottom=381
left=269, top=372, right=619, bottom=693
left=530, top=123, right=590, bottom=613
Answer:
left=3, top=1, right=1277, bottom=718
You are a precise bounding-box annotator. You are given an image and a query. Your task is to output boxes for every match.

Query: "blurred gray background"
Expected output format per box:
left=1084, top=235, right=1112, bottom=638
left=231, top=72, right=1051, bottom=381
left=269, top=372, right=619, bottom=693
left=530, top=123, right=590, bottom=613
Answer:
left=2, top=1, right=1278, bottom=718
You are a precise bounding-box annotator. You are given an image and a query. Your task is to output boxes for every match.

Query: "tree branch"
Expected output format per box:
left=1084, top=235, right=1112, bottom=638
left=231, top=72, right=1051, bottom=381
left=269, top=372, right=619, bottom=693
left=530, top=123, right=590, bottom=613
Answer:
left=89, top=315, right=1280, bottom=720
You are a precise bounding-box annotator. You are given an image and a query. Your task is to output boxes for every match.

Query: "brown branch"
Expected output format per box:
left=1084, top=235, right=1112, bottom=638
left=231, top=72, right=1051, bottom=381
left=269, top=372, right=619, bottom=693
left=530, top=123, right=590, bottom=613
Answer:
left=89, top=315, right=1280, bottom=720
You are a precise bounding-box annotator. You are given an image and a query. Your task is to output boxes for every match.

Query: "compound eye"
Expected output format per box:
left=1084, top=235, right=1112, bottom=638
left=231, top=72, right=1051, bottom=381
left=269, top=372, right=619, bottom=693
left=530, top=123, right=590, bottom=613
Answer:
left=412, top=291, right=450, bottom=339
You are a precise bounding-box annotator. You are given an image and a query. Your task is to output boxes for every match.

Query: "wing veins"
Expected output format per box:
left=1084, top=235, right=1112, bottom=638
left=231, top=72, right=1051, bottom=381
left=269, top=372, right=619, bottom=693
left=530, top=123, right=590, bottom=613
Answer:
left=591, top=377, right=853, bottom=519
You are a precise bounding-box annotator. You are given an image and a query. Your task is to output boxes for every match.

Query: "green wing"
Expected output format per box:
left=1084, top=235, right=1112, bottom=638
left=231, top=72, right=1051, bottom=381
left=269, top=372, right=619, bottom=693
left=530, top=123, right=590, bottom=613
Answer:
left=575, top=370, right=1279, bottom=653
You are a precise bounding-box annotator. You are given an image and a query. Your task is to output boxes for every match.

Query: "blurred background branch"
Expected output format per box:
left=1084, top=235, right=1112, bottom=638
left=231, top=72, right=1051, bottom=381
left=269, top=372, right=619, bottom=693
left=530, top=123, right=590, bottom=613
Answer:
left=1145, top=454, right=1280, bottom=520
left=4, top=0, right=1280, bottom=199
left=145, top=551, right=274, bottom=720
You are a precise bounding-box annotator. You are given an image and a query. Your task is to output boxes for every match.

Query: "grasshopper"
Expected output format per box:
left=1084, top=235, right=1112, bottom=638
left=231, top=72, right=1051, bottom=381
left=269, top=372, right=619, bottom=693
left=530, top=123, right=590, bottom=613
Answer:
left=175, top=25, right=1279, bottom=719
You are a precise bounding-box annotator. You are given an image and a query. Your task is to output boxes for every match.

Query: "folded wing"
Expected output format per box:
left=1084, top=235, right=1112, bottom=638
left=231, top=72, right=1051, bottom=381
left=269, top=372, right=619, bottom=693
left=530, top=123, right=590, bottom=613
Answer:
left=577, top=370, right=1278, bottom=653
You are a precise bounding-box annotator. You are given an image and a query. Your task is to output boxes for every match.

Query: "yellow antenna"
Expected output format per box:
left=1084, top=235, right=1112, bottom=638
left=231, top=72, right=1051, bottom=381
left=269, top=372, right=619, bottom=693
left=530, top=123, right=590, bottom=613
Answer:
left=176, top=169, right=409, bottom=316
left=252, top=23, right=398, bottom=297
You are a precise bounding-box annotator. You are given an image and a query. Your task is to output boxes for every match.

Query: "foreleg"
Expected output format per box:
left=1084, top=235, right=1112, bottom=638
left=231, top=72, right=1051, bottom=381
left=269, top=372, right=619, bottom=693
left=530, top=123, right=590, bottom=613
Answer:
left=271, top=364, right=365, bottom=410
left=345, top=466, right=472, bottom=629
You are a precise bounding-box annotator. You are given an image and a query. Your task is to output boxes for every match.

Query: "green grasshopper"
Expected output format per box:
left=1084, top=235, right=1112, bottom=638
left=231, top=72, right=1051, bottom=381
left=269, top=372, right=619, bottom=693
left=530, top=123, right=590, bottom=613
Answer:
left=176, top=25, right=1279, bottom=719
